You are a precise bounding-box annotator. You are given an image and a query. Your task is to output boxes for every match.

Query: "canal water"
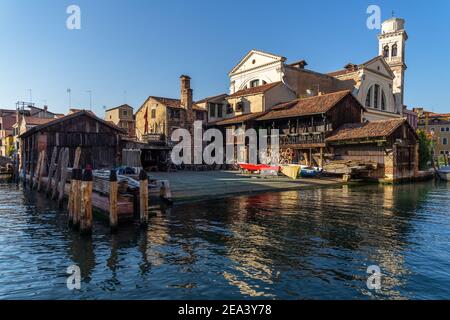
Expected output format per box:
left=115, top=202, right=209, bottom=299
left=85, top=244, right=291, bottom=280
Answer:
left=0, top=181, right=449, bottom=300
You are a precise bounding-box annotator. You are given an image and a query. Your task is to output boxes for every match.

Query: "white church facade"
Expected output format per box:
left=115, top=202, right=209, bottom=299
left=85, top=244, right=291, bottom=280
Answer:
left=224, top=17, right=408, bottom=122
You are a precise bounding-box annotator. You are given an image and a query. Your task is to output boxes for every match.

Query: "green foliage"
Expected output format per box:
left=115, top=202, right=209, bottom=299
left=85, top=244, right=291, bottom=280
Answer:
left=6, top=145, right=15, bottom=157
left=417, top=130, right=432, bottom=170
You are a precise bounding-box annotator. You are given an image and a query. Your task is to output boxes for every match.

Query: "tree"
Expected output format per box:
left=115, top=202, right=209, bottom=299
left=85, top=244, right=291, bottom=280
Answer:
left=6, top=145, right=15, bottom=157
left=417, top=130, right=432, bottom=170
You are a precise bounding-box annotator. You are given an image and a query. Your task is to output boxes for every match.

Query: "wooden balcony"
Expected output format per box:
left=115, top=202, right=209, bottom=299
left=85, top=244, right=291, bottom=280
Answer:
left=279, top=132, right=326, bottom=148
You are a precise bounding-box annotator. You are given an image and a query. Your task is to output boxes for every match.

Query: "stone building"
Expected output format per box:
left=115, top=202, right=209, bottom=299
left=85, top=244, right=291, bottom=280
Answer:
left=105, top=104, right=136, bottom=139
left=135, top=75, right=207, bottom=143
left=224, top=17, right=408, bottom=122
left=415, top=108, right=450, bottom=158
left=195, top=93, right=228, bottom=124
left=0, top=110, right=16, bottom=157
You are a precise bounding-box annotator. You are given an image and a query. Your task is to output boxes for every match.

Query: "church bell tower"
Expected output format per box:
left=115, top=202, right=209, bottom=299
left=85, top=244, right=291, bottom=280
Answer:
left=378, top=17, right=408, bottom=111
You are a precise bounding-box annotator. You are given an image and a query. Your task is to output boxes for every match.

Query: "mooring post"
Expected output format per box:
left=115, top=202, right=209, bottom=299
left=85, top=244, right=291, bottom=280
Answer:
left=139, top=169, right=149, bottom=227
left=57, top=148, right=70, bottom=208
left=46, top=147, right=58, bottom=196
left=109, top=169, right=118, bottom=232
left=68, top=169, right=77, bottom=226
left=37, top=150, right=46, bottom=192
left=72, top=169, right=82, bottom=230
left=80, top=169, right=93, bottom=235
left=52, top=148, right=64, bottom=200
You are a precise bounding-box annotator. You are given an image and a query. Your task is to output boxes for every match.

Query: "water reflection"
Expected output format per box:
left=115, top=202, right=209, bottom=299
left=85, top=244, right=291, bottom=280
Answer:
left=0, top=181, right=449, bottom=299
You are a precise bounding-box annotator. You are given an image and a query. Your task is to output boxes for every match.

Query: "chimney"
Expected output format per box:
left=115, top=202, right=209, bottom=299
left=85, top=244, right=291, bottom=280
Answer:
left=290, top=60, right=308, bottom=70
left=180, top=75, right=193, bottom=110
left=344, top=63, right=358, bottom=72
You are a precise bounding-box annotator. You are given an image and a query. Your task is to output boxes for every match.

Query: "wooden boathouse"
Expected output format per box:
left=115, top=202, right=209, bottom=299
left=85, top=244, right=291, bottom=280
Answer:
left=326, top=118, right=419, bottom=182
left=19, top=110, right=126, bottom=173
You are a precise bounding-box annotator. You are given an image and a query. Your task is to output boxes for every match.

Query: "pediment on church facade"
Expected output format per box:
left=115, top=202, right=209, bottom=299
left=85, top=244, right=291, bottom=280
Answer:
left=362, top=56, right=395, bottom=79
left=229, top=50, right=286, bottom=76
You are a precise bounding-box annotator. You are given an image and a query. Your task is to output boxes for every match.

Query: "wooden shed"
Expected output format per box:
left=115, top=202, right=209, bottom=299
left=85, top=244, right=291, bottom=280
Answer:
left=325, top=118, right=419, bottom=182
left=19, top=110, right=126, bottom=174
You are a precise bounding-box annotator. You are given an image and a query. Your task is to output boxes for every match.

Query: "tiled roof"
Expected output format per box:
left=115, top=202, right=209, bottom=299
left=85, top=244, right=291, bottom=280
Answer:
left=105, top=104, right=133, bottom=112
left=326, top=118, right=407, bottom=142
left=0, top=116, right=17, bottom=130
left=195, top=93, right=228, bottom=104
left=212, top=112, right=267, bottom=126
left=24, top=117, right=56, bottom=125
left=257, top=90, right=354, bottom=121
left=227, top=82, right=281, bottom=99
left=327, top=56, right=393, bottom=78
left=144, top=96, right=205, bottom=111
left=20, top=110, right=126, bottom=138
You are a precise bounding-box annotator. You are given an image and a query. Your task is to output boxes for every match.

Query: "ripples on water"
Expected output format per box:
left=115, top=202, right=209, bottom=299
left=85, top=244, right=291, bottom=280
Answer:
left=0, top=181, right=449, bottom=300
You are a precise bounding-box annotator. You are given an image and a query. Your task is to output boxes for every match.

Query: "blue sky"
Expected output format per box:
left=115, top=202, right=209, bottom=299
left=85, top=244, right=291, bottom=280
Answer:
left=1, top=0, right=449, bottom=115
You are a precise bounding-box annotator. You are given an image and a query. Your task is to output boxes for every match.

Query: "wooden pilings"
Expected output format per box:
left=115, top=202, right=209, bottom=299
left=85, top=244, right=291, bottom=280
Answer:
left=21, top=145, right=157, bottom=235
left=46, top=147, right=58, bottom=196
left=139, top=170, right=149, bottom=227
left=37, top=150, right=46, bottom=192
left=80, top=169, right=93, bottom=235
left=72, top=169, right=82, bottom=230
left=57, top=148, right=70, bottom=208
left=51, top=148, right=64, bottom=200
left=109, top=170, right=118, bottom=232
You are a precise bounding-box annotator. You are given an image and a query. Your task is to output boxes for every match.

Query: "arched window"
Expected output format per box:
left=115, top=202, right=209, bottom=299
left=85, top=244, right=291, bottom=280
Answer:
left=366, top=84, right=388, bottom=110
left=381, top=91, right=386, bottom=111
left=383, top=45, right=389, bottom=58
left=392, top=44, right=398, bottom=57
left=374, top=84, right=380, bottom=109
left=365, top=86, right=372, bottom=107
left=250, top=79, right=259, bottom=88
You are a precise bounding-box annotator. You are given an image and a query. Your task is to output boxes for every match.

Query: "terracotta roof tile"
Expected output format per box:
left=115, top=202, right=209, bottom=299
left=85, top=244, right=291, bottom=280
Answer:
left=195, top=93, right=228, bottom=104
left=24, top=117, right=56, bottom=125
left=0, top=116, right=17, bottom=130
left=257, top=90, right=354, bottom=121
left=20, top=110, right=125, bottom=138
left=212, top=112, right=267, bottom=126
left=326, top=119, right=407, bottom=142
left=227, top=82, right=281, bottom=99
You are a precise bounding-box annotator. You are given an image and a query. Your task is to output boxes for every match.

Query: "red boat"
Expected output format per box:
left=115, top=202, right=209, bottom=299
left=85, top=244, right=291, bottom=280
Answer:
left=238, top=163, right=280, bottom=172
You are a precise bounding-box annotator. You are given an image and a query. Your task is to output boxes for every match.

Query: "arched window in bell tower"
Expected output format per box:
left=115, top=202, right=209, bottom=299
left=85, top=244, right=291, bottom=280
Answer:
left=391, top=44, right=398, bottom=57
left=383, top=45, right=390, bottom=58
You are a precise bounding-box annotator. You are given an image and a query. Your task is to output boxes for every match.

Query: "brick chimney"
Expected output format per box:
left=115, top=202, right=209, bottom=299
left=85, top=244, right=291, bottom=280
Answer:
left=180, top=75, right=194, bottom=133
left=180, top=75, right=193, bottom=110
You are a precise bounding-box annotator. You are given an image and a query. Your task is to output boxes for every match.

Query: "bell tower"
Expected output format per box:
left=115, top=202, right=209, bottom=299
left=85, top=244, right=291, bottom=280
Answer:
left=378, top=17, right=408, bottom=111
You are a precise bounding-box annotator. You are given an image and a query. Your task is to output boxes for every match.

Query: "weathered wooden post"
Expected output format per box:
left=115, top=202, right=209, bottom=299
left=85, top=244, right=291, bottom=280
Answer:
left=52, top=148, right=64, bottom=200
left=46, top=147, right=58, bottom=196
left=57, top=148, right=70, bottom=208
left=32, top=151, right=42, bottom=190
left=109, top=169, right=118, bottom=232
left=73, top=147, right=81, bottom=169
left=139, top=169, right=149, bottom=227
left=68, top=169, right=77, bottom=226
left=29, top=135, right=35, bottom=189
left=72, top=169, right=82, bottom=230
left=80, top=169, right=93, bottom=235
left=37, top=150, right=46, bottom=192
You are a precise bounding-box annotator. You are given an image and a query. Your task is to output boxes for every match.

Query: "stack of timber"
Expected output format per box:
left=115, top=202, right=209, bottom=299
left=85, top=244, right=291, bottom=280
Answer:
left=323, top=160, right=378, bottom=175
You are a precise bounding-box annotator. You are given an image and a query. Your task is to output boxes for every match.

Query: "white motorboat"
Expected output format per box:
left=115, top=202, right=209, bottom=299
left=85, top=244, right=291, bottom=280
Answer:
left=437, top=166, right=450, bottom=181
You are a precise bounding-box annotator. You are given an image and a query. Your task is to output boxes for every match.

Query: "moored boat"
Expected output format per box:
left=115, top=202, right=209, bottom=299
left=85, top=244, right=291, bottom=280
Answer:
left=437, top=166, right=450, bottom=181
